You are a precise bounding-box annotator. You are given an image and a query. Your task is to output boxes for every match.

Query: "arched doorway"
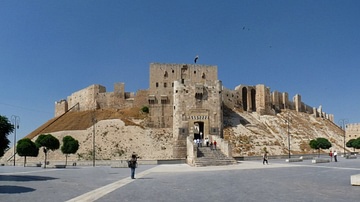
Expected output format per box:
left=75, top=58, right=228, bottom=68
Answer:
left=242, top=87, right=248, bottom=111
left=193, top=122, right=204, bottom=140
left=251, top=89, right=256, bottom=112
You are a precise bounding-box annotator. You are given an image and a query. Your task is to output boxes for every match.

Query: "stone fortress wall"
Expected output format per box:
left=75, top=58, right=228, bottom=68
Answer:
left=54, top=63, right=335, bottom=159
left=55, top=83, right=148, bottom=116
left=345, top=123, right=360, bottom=141
left=222, top=85, right=334, bottom=121
left=148, top=63, right=223, bottom=158
left=55, top=63, right=334, bottom=123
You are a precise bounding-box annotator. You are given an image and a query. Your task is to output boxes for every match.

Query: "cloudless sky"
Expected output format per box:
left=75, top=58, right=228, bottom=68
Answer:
left=1, top=0, right=360, bottom=146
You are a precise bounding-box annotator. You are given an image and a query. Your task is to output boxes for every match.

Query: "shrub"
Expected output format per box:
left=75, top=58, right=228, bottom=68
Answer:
left=141, top=106, right=149, bottom=113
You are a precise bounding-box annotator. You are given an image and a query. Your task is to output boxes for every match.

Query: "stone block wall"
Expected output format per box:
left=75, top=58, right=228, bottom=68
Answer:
left=148, top=63, right=218, bottom=128
left=54, top=83, right=147, bottom=117
left=55, top=99, right=68, bottom=117
left=68, top=84, right=105, bottom=111
left=346, top=123, right=360, bottom=140
left=54, top=63, right=334, bottom=126
left=256, top=84, right=271, bottom=115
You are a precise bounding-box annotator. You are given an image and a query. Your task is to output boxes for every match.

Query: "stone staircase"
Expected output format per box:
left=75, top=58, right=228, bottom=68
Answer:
left=194, top=146, right=238, bottom=167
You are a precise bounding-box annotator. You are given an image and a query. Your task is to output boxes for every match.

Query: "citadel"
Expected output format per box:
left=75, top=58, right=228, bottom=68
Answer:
left=54, top=63, right=336, bottom=160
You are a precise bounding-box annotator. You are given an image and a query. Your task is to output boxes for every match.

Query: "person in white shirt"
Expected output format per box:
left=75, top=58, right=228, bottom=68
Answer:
left=334, top=151, right=338, bottom=162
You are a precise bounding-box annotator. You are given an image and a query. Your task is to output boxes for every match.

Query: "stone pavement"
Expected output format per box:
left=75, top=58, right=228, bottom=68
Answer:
left=1, top=158, right=360, bottom=202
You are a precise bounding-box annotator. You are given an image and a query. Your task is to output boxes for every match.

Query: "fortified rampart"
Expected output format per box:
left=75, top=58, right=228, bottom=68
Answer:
left=54, top=62, right=335, bottom=159
left=55, top=63, right=334, bottom=122
left=55, top=83, right=148, bottom=116
left=55, top=62, right=334, bottom=126
left=222, top=85, right=334, bottom=122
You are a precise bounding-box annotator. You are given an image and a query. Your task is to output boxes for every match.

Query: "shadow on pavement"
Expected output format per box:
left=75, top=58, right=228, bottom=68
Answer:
left=0, top=175, right=57, bottom=182
left=0, top=185, right=35, bottom=194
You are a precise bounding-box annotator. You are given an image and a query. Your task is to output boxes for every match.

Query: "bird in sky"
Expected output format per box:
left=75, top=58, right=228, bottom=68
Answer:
left=194, top=55, right=199, bottom=63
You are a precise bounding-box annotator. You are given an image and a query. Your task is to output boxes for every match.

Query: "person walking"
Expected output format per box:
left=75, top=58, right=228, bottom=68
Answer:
left=263, top=152, right=269, bottom=165
left=334, top=150, right=338, bottom=162
left=214, top=140, right=217, bottom=150
left=128, top=153, right=138, bottom=179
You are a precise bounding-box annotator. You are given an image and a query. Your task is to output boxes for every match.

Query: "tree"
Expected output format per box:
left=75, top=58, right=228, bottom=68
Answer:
left=309, top=138, right=332, bottom=157
left=16, top=138, right=39, bottom=167
left=352, top=137, right=360, bottom=151
left=141, top=106, right=149, bottom=113
left=346, top=139, right=356, bottom=152
left=35, top=134, right=60, bottom=168
left=61, top=136, right=79, bottom=166
left=0, top=115, right=14, bottom=157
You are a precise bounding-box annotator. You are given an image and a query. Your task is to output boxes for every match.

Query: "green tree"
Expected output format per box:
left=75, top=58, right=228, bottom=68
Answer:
left=352, top=137, right=360, bottom=151
left=141, top=106, right=149, bottom=113
left=35, top=134, right=60, bottom=168
left=0, top=115, right=14, bottom=157
left=346, top=139, right=356, bottom=152
left=16, top=138, right=39, bottom=167
left=61, top=136, right=79, bottom=166
left=309, top=138, right=332, bottom=157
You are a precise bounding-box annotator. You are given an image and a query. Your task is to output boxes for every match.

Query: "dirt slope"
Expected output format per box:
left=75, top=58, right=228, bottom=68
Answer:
left=1, top=107, right=346, bottom=164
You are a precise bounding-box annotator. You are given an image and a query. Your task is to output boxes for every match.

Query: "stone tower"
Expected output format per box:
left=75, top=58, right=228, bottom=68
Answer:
left=148, top=63, right=223, bottom=158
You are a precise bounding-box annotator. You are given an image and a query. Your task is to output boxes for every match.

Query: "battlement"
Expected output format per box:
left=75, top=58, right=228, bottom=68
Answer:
left=222, top=84, right=333, bottom=121
left=54, top=63, right=334, bottom=124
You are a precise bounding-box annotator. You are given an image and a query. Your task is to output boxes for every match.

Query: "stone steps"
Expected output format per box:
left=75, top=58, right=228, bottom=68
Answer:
left=194, top=147, right=237, bottom=167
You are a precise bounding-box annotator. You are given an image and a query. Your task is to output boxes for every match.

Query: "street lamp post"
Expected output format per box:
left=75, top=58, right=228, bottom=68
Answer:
left=339, top=119, right=349, bottom=155
left=286, top=111, right=291, bottom=159
left=92, top=113, right=97, bottom=167
left=11, top=115, right=20, bottom=166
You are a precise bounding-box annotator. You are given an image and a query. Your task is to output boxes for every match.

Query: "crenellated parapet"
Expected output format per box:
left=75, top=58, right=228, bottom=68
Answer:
left=54, top=62, right=334, bottom=124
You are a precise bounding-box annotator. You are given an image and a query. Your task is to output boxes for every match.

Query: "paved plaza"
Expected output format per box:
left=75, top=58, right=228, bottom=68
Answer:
left=1, top=157, right=360, bottom=202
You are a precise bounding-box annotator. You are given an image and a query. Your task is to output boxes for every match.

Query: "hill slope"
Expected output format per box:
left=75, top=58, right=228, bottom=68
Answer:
left=1, top=107, right=345, bottom=164
left=224, top=108, right=344, bottom=156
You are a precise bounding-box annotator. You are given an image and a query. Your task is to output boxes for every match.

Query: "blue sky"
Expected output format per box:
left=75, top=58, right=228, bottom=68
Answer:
left=1, top=0, right=360, bottom=145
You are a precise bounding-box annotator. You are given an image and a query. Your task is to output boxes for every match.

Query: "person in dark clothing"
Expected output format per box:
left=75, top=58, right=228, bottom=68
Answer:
left=263, top=152, right=269, bottom=165
left=128, top=153, right=138, bottom=179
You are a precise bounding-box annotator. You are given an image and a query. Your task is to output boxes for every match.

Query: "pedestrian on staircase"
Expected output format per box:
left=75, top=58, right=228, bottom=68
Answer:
left=210, top=141, right=213, bottom=150
left=214, top=140, right=217, bottom=150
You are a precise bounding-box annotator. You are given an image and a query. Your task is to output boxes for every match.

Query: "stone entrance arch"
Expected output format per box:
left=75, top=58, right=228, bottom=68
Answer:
left=194, top=121, right=204, bottom=140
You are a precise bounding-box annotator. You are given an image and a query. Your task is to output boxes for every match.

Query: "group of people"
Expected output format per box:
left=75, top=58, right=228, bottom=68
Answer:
left=261, top=150, right=339, bottom=165
left=194, top=138, right=217, bottom=150
left=129, top=149, right=341, bottom=179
